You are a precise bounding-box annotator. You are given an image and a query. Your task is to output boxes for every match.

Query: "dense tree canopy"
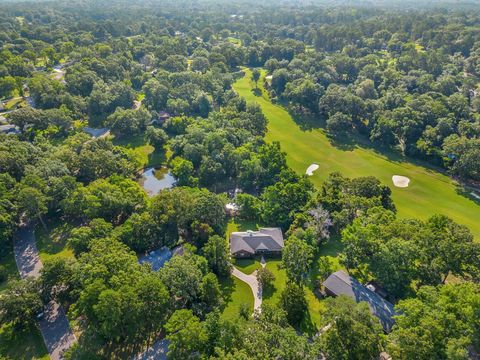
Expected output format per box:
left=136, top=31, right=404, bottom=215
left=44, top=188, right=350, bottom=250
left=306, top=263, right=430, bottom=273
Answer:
left=1, top=1, right=479, bottom=358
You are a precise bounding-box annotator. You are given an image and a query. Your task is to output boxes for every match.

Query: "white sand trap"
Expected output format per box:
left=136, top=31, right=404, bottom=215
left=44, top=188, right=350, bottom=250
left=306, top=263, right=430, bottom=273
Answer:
left=392, top=175, right=410, bottom=188
left=306, top=164, right=319, bottom=176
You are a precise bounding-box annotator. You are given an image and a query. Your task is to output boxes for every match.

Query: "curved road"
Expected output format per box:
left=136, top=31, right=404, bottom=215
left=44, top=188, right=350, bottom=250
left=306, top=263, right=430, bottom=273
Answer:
left=13, top=225, right=76, bottom=360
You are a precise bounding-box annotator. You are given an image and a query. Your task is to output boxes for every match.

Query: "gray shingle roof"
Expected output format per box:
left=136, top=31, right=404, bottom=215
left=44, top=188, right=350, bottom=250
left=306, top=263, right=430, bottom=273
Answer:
left=230, top=228, right=284, bottom=255
left=323, top=270, right=396, bottom=332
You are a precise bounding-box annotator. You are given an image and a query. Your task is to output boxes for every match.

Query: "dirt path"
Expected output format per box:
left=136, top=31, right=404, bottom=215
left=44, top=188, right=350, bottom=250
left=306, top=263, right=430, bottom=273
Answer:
left=13, top=224, right=76, bottom=360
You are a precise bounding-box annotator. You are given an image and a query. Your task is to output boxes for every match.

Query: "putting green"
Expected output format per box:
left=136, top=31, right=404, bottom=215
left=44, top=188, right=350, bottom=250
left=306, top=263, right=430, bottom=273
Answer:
left=233, top=69, right=480, bottom=240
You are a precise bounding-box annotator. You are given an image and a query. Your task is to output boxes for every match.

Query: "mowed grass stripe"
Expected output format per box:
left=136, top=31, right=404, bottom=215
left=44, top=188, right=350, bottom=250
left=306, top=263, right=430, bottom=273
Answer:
left=233, top=69, right=480, bottom=239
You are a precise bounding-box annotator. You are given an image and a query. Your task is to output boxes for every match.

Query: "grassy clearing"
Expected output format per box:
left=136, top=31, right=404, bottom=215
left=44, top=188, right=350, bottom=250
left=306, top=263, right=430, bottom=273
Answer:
left=3, top=97, right=26, bottom=110
left=36, top=220, right=74, bottom=263
left=226, top=37, right=242, bottom=46
left=220, top=275, right=253, bottom=321
left=233, top=68, right=480, bottom=240
left=263, top=258, right=323, bottom=333
left=0, top=323, right=48, bottom=360
left=112, top=134, right=165, bottom=169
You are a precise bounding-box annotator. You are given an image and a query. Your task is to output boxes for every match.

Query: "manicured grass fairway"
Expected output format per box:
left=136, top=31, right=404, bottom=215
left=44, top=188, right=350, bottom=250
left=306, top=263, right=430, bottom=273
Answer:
left=233, top=69, right=480, bottom=239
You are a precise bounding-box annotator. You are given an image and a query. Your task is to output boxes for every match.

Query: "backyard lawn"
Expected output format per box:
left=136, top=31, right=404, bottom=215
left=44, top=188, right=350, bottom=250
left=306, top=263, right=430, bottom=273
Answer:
left=263, top=258, right=324, bottom=333
left=35, top=220, right=74, bottom=263
left=0, top=323, right=48, bottom=360
left=233, top=68, right=480, bottom=240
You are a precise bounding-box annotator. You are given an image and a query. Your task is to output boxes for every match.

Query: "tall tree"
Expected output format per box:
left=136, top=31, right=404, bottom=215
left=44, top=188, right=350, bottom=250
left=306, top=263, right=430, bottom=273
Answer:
left=281, top=236, right=314, bottom=284
left=318, top=296, right=386, bottom=360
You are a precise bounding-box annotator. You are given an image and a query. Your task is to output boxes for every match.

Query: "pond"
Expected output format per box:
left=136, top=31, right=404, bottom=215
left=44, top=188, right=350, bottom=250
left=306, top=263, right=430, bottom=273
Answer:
left=138, top=167, right=176, bottom=196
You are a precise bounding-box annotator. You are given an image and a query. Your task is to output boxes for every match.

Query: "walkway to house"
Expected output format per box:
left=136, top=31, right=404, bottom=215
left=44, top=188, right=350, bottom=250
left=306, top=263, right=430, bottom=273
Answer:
left=13, top=224, right=76, bottom=360
left=231, top=266, right=262, bottom=313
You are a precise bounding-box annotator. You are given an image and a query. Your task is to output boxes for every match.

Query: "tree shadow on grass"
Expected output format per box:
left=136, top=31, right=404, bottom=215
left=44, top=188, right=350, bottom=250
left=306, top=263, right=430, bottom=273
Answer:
left=455, top=185, right=480, bottom=206
left=251, top=88, right=262, bottom=97
left=320, top=234, right=344, bottom=257
left=285, top=104, right=325, bottom=132
left=233, top=257, right=261, bottom=275
left=219, top=276, right=236, bottom=306
left=35, top=218, right=73, bottom=256
left=300, top=309, right=318, bottom=336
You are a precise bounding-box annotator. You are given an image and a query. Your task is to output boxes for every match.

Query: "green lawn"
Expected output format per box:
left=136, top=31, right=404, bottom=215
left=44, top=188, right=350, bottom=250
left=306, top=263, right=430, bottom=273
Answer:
left=0, top=324, right=48, bottom=360
left=233, top=68, right=480, bottom=240
left=263, top=258, right=323, bottom=334
left=226, top=37, right=242, bottom=46
left=0, top=249, right=20, bottom=293
left=36, top=220, right=74, bottom=263
left=3, top=97, right=26, bottom=110
left=220, top=275, right=254, bottom=321
left=112, top=134, right=166, bottom=169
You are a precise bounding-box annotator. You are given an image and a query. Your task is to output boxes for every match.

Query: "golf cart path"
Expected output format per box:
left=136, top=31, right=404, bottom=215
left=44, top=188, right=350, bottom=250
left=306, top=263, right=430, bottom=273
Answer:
left=231, top=266, right=262, bottom=312
left=13, top=225, right=76, bottom=360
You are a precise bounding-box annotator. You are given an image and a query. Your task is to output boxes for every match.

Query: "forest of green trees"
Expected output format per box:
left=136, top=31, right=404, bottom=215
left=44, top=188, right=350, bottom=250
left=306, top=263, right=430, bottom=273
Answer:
left=0, top=1, right=479, bottom=359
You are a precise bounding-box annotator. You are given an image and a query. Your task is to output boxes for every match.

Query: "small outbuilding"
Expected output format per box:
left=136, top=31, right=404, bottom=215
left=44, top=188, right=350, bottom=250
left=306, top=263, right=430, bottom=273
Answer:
left=230, top=228, right=284, bottom=258
left=322, top=270, right=396, bottom=332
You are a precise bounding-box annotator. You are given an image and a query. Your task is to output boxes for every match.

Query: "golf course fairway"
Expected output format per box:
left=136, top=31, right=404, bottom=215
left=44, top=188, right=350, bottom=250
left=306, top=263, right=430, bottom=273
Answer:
left=233, top=69, right=480, bottom=240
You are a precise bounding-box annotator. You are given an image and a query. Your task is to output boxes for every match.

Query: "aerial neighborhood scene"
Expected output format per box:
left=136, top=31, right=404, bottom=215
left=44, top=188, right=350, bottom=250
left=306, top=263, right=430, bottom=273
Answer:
left=1, top=0, right=480, bottom=359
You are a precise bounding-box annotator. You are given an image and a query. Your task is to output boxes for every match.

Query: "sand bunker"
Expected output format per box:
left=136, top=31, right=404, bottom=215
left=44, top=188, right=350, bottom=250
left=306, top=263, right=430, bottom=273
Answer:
left=392, top=175, right=410, bottom=188
left=306, top=164, right=319, bottom=176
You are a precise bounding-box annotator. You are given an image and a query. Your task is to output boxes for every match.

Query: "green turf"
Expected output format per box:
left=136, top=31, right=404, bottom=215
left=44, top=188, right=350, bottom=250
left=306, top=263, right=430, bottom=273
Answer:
left=113, top=134, right=166, bottom=169
left=233, top=258, right=261, bottom=275
left=3, top=97, right=26, bottom=110
left=233, top=68, right=480, bottom=240
left=0, top=249, right=20, bottom=293
left=0, top=323, right=49, bottom=360
left=220, top=275, right=254, bottom=321
left=263, top=259, right=323, bottom=333
left=36, top=220, right=74, bottom=263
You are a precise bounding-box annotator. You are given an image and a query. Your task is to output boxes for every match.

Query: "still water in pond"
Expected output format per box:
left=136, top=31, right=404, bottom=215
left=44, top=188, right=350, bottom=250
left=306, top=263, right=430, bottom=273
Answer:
left=138, top=167, right=176, bottom=196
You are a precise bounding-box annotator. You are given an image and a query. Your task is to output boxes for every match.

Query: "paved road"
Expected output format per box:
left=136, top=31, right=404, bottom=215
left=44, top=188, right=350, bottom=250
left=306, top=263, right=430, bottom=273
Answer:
left=13, top=226, right=42, bottom=278
left=13, top=224, right=76, bottom=360
left=133, top=339, right=169, bottom=360
left=232, top=267, right=262, bottom=312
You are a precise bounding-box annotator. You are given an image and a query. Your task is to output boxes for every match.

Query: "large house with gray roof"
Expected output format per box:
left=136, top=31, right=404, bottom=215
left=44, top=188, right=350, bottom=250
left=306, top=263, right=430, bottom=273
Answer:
left=230, top=228, right=284, bottom=257
left=322, top=270, right=397, bottom=332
